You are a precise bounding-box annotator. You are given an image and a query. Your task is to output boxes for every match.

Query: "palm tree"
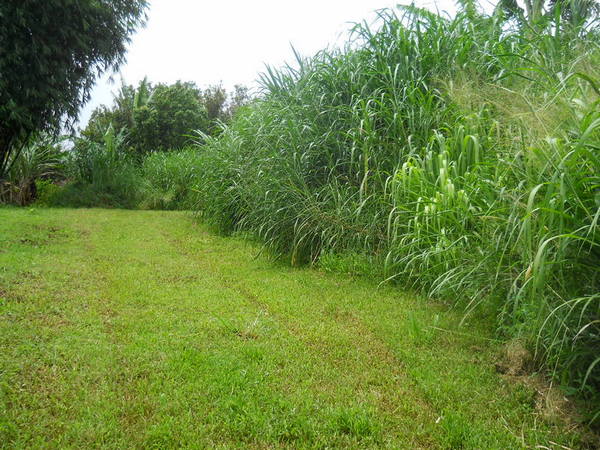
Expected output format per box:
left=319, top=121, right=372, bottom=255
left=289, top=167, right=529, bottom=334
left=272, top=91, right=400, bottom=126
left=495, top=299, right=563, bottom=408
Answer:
left=133, top=76, right=153, bottom=110
left=549, top=0, right=600, bottom=28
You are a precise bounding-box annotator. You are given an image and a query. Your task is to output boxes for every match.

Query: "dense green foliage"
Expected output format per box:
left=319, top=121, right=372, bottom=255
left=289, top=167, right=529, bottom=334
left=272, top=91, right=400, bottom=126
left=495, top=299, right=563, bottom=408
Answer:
left=130, top=82, right=207, bottom=152
left=84, top=80, right=207, bottom=154
left=82, top=79, right=251, bottom=154
left=45, top=131, right=204, bottom=210
left=0, top=136, right=63, bottom=206
left=495, top=0, right=600, bottom=28
left=184, top=4, right=600, bottom=418
left=52, top=127, right=141, bottom=208
left=0, top=0, right=148, bottom=179
left=139, top=149, right=204, bottom=210
left=37, top=80, right=252, bottom=208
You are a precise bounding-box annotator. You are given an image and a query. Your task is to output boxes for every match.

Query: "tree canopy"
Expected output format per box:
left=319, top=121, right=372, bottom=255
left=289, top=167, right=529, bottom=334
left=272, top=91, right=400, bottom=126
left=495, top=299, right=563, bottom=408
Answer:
left=81, top=79, right=252, bottom=154
left=131, top=81, right=209, bottom=152
left=0, top=0, right=149, bottom=178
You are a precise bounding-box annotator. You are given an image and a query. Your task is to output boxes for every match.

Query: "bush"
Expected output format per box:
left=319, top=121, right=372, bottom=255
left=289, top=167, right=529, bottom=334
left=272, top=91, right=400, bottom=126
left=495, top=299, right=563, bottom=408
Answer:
left=51, top=126, right=141, bottom=208
left=139, top=147, right=204, bottom=210
left=34, top=179, right=62, bottom=206
left=0, top=136, right=63, bottom=206
left=45, top=130, right=205, bottom=210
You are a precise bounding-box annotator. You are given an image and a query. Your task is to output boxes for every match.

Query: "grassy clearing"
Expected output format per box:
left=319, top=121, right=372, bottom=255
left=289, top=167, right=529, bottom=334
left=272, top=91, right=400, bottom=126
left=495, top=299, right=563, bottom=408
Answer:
left=0, top=207, right=592, bottom=448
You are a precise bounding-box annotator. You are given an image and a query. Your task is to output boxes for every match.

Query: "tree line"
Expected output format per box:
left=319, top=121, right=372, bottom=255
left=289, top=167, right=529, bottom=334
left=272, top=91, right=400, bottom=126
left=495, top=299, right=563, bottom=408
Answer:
left=80, top=79, right=251, bottom=154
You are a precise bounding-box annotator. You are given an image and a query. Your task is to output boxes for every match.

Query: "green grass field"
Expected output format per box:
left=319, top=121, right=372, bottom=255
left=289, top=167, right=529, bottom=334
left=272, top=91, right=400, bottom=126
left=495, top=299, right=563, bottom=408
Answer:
left=0, top=208, right=590, bottom=448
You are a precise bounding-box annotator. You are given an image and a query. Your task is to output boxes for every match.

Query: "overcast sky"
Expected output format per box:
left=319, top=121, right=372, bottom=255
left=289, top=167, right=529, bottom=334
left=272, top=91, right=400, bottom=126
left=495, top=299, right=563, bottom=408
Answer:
left=80, top=0, right=459, bottom=127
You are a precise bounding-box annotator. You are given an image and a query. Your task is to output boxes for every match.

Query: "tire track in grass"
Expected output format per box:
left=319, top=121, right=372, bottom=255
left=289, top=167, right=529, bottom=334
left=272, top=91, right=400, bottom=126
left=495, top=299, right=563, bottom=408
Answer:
left=161, top=220, right=440, bottom=447
left=80, top=211, right=277, bottom=447
left=160, top=214, right=583, bottom=448
left=0, top=210, right=127, bottom=447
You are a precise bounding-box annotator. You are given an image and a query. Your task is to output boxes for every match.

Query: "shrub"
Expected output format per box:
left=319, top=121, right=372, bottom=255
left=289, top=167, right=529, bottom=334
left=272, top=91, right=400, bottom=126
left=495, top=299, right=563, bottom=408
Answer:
left=33, top=179, right=62, bottom=206
left=139, top=147, right=204, bottom=210
left=0, top=136, right=63, bottom=206
left=52, top=126, right=141, bottom=208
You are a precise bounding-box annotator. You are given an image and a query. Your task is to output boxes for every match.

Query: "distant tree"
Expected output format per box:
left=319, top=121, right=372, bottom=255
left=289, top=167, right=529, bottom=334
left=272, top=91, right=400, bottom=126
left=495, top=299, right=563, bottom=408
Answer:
left=549, top=0, right=600, bottom=28
left=202, top=84, right=229, bottom=123
left=83, top=79, right=206, bottom=153
left=200, top=83, right=253, bottom=130
left=131, top=81, right=209, bottom=152
left=227, top=84, right=252, bottom=118
left=80, top=106, right=116, bottom=145
left=81, top=82, right=141, bottom=144
left=0, top=0, right=148, bottom=180
left=133, top=77, right=154, bottom=110
left=82, top=79, right=253, bottom=153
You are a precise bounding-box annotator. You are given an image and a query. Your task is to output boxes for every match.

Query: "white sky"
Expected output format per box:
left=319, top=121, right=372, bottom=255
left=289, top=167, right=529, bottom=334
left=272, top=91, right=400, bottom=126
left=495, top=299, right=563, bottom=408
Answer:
left=80, top=0, right=460, bottom=127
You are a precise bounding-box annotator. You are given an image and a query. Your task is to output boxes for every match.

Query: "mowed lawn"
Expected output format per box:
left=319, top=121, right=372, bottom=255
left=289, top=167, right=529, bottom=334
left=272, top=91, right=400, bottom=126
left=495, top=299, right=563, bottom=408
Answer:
left=0, top=208, right=586, bottom=448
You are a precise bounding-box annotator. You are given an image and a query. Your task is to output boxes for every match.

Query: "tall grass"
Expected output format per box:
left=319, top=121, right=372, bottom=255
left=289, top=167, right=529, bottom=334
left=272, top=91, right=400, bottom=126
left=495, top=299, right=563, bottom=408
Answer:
left=191, top=4, right=600, bottom=417
left=46, top=127, right=205, bottom=210
left=139, top=147, right=203, bottom=210
left=52, top=126, right=141, bottom=208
